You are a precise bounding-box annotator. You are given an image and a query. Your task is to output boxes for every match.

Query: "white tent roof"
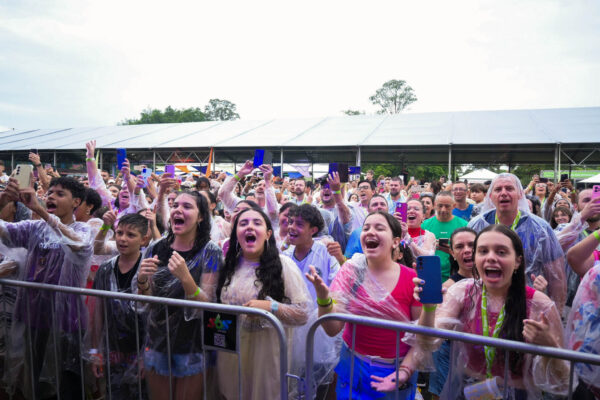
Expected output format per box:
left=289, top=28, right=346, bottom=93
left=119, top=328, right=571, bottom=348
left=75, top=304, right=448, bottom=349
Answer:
left=0, top=107, right=599, bottom=151
left=459, top=168, right=499, bottom=182
left=580, top=173, right=600, bottom=183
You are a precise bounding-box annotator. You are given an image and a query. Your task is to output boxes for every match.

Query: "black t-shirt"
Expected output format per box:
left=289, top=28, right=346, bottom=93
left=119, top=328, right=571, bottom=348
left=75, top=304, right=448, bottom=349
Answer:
left=449, top=272, right=467, bottom=283
left=113, top=254, right=142, bottom=291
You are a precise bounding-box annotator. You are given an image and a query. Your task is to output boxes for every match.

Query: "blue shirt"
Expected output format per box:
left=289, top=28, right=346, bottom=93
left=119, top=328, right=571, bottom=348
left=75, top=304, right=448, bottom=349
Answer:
left=344, top=228, right=363, bottom=259
left=452, top=204, right=474, bottom=222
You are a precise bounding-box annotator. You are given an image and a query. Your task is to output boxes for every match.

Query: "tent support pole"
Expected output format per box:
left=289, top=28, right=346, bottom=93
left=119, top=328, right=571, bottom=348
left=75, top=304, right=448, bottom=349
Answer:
left=554, top=144, right=559, bottom=183
left=11, top=152, right=14, bottom=171
left=280, top=148, right=284, bottom=178
left=557, top=143, right=561, bottom=183
left=356, top=147, right=361, bottom=167
left=448, top=145, right=452, bottom=181
left=153, top=151, right=156, bottom=171
left=54, top=151, right=57, bottom=168
left=98, top=150, right=102, bottom=171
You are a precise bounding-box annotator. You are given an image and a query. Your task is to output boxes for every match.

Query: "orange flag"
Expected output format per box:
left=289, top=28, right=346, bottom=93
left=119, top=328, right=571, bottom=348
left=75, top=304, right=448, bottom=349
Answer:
left=205, top=148, right=213, bottom=177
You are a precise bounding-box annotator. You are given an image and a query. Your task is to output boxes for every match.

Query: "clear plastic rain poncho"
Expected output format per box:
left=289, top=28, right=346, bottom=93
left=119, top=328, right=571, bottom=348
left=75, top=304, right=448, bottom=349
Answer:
left=134, top=238, right=222, bottom=360
left=410, top=278, right=571, bottom=399
left=468, top=173, right=566, bottom=310
left=319, top=254, right=419, bottom=397
left=0, top=215, right=93, bottom=398
left=217, top=254, right=311, bottom=400
left=566, top=260, right=600, bottom=393
left=83, top=255, right=145, bottom=397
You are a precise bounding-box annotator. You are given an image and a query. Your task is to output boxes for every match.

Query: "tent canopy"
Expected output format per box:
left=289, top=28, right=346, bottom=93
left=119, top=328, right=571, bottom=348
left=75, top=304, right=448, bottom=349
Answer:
left=458, top=168, right=499, bottom=183
left=580, top=173, right=600, bottom=183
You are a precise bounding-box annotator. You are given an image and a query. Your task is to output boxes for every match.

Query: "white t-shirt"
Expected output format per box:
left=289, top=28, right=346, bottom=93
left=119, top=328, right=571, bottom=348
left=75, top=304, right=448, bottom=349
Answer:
left=284, top=240, right=340, bottom=301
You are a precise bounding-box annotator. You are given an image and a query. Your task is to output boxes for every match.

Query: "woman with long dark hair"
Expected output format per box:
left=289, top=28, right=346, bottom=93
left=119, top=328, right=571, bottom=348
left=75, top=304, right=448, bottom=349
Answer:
left=413, top=224, right=569, bottom=399
left=216, top=207, right=310, bottom=399
left=136, top=191, right=223, bottom=399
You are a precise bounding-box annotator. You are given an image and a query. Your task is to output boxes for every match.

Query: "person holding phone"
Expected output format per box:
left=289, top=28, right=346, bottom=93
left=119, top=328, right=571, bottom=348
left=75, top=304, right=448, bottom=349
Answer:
left=384, top=177, right=407, bottom=214
left=421, top=192, right=468, bottom=281
left=413, top=224, right=570, bottom=398
left=402, top=199, right=436, bottom=258
left=306, top=211, right=422, bottom=399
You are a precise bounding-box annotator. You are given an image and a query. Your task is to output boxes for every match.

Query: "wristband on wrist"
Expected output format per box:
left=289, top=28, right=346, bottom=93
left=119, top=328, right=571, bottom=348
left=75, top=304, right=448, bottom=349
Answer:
left=398, top=365, right=413, bottom=378
left=137, top=278, right=149, bottom=287
left=233, top=174, right=241, bottom=182
left=423, top=305, right=437, bottom=313
left=100, top=223, right=111, bottom=232
left=270, top=300, right=279, bottom=314
left=333, top=190, right=342, bottom=195
left=593, top=230, right=600, bottom=242
left=86, top=157, right=95, bottom=162
left=317, top=297, right=333, bottom=307
left=186, top=286, right=201, bottom=299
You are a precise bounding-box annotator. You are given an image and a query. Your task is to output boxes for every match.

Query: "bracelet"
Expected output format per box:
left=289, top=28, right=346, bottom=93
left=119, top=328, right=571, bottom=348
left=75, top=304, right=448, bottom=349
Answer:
left=270, top=300, right=279, bottom=314
left=593, top=230, right=600, bottom=242
left=86, top=157, right=95, bottom=162
left=34, top=163, right=42, bottom=168
left=317, top=297, right=333, bottom=307
left=233, top=174, right=241, bottom=182
left=186, top=286, right=201, bottom=299
left=333, top=190, right=342, bottom=195
left=423, top=305, right=437, bottom=313
left=137, top=278, right=149, bottom=287
left=99, top=224, right=111, bottom=232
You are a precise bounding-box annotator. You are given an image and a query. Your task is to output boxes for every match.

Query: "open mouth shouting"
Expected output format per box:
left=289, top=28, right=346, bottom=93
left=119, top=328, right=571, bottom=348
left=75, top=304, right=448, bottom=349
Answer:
left=171, top=215, right=186, bottom=231
left=46, top=200, right=57, bottom=214
left=287, top=229, right=299, bottom=243
left=364, top=236, right=380, bottom=250
left=483, top=266, right=503, bottom=282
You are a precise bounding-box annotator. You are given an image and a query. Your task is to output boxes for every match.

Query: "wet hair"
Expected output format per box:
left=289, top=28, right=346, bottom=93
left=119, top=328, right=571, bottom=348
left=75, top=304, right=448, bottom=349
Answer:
left=217, top=208, right=288, bottom=303
left=288, top=204, right=324, bottom=237
left=407, top=198, right=424, bottom=212
left=448, top=227, right=477, bottom=275
left=551, top=206, right=573, bottom=229
left=82, top=188, right=102, bottom=215
left=200, top=189, right=218, bottom=215
left=430, top=180, right=442, bottom=195
left=470, top=183, right=486, bottom=193
left=472, top=224, right=526, bottom=374
left=526, top=195, right=542, bottom=217
left=195, top=176, right=210, bottom=190
left=434, top=191, right=454, bottom=203
left=358, top=179, right=375, bottom=191
left=49, top=177, right=86, bottom=202
left=165, top=191, right=211, bottom=255
left=279, top=201, right=296, bottom=215
left=118, top=213, right=149, bottom=237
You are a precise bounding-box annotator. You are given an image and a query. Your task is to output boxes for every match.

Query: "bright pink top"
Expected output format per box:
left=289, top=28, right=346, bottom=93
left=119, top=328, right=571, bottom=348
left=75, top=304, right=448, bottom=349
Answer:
left=333, top=264, right=421, bottom=359
left=462, top=284, right=536, bottom=378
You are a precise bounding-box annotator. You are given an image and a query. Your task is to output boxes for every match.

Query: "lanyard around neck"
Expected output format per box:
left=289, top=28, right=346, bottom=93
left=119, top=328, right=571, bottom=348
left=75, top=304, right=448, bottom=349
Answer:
left=481, top=285, right=506, bottom=379
left=495, top=210, right=521, bottom=231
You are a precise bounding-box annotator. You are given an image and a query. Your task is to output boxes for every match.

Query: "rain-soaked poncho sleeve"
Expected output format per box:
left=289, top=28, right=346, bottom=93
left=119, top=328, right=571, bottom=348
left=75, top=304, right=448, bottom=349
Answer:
left=566, top=261, right=600, bottom=390
left=554, top=211, right=586, bottom=252
left=218, top=175, right=242, bottom=213
left=88, top=166, right=114, bottom=208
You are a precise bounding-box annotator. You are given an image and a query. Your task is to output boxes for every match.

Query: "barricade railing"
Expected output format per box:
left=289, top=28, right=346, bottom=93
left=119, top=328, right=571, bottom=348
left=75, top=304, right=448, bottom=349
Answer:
left=0, top=278, right=290, bottom=400
left=305, top=313, right=600, bottom=400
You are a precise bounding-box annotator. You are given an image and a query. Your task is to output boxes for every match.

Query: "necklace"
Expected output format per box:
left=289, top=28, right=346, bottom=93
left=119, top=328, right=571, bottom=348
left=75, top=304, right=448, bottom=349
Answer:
left=495, top=210, right=521, bottom=231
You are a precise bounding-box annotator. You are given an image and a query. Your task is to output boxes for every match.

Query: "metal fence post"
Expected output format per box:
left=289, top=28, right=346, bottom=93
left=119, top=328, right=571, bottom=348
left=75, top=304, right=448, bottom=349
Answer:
left=164, top=305, right=173, bottom=400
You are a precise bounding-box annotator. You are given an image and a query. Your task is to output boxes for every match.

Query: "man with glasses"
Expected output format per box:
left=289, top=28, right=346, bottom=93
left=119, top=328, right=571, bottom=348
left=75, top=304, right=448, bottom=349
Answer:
left=451, top=181, right=473, bottom=221
left=422, top=191, right=468, bottom=281
left=349, top=180, right=375, bottom=231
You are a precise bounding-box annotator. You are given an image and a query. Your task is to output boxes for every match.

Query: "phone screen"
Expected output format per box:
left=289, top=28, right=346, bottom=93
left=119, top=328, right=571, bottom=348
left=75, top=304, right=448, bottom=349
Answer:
left=116, top=148, right=127, bottom=170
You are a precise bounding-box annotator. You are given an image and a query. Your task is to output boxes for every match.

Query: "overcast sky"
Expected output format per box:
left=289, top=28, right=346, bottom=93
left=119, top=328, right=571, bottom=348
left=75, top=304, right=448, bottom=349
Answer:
left=1, top=0, right=599, bottom=130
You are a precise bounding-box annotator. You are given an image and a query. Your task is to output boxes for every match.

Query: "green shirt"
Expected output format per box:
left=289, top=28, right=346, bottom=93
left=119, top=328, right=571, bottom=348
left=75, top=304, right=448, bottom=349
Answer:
left=421, top=216, right=468, bottom=281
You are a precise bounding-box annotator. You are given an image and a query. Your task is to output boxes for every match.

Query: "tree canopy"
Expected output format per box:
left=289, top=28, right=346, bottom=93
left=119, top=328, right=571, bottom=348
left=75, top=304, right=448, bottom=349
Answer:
left=369, top=79, right=417, bottom=114
left=120, top=98, right=239, bottom=125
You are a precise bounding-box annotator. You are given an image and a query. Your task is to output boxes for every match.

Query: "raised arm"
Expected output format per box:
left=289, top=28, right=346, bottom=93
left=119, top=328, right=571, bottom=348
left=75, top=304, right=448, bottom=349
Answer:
left=86, top=141, right=113, bottom=207
left=328, top=172, right=351, bottom=225
left=218, top=160, right=253, bottom=212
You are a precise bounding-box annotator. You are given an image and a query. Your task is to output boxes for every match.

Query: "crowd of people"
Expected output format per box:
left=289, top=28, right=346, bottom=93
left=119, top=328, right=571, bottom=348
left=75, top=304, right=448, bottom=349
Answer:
left=0, top=143, right=599, bottom=400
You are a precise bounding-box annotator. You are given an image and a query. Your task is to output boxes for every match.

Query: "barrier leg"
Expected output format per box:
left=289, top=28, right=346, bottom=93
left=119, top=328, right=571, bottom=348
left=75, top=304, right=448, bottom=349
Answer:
left=50, top=296, right=61, bottom=400
left=394, top=330, right=399, bottom=400
left=567, top=361, right=574, bottom=400
left=503, top=350, right=509, bottom=399
left=134, top=301, right=143, bottom=400
left=76, top=299, right=85, bottom=400
left=349, top=324, right=356, bottom=400
left=103, top=298, right=112, bottom=399
left=25, top=289, right=36, bottom=400
left=164, top=305, right=173, bottom=400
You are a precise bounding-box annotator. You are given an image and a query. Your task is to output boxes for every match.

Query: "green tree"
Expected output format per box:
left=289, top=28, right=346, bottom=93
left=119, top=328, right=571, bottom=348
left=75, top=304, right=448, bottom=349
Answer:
left=369, top=79, right=417, bottom=114
left=342, top=109, right=365, bottom=116
left=120, top=99, right=240, bottom=125
left=204, top=99, right=240, bottom=121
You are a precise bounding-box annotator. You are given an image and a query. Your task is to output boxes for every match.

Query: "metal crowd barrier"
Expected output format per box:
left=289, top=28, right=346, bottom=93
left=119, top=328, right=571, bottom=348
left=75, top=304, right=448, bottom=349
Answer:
left=0, top=278, right=290, bottom=400
left=304, top=313, right=600, bottom=400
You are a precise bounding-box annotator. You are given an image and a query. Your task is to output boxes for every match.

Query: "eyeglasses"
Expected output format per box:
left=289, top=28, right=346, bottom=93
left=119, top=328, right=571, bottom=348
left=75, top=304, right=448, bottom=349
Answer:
left=358, top=185, right=371, bottom=190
